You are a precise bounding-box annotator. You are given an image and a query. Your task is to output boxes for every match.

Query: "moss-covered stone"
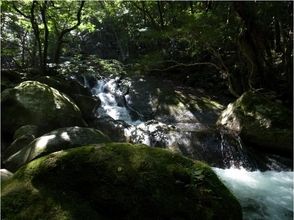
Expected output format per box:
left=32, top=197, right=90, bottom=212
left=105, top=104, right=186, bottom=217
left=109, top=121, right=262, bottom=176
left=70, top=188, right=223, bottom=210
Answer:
left=13, top=125, right=39, bottom=140
left=1, top=81, right=86, bottom=138
left=36, top=75, right=92, bottom=98
left=217, top=91, right=292, bottom=155
left=1, top=143, right=242, bottom=220
left=4, top=127, right=111, bottom=172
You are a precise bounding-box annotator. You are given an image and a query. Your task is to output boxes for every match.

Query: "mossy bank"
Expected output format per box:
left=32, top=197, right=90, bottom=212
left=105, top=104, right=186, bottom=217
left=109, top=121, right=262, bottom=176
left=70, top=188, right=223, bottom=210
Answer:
left=2, top=143, right=242, bottom=220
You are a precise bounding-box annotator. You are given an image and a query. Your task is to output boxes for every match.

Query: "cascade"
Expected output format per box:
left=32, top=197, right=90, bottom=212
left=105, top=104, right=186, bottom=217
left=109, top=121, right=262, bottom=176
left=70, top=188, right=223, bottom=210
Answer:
left=78, top=74, right=293, bottom=220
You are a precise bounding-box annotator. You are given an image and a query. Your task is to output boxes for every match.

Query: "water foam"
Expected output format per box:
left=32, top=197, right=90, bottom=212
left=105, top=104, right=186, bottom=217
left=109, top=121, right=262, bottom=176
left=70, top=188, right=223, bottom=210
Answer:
left=213, top=167, right=294, bottom=220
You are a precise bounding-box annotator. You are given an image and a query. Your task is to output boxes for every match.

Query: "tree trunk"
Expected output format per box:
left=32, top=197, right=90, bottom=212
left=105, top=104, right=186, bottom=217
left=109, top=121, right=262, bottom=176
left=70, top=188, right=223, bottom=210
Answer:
left=40, top=1, right=49, bottom=73
left=233, top=2, right=274, bottom=90
left=53, top=1, right=85, bottom=64
left=30, top=1, right=43, bottom=70
left=157, top=1, right=164, bottom=28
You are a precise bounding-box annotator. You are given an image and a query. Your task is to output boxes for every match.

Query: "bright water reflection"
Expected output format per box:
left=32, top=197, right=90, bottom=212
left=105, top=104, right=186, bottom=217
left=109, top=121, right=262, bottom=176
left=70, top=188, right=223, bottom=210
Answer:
left=213, top=167, right=294, bottom=220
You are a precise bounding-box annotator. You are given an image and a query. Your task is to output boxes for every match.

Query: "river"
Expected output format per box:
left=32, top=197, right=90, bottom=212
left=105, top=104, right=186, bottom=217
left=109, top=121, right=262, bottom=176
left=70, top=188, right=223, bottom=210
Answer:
left=78, top=74, right=293, bottom=220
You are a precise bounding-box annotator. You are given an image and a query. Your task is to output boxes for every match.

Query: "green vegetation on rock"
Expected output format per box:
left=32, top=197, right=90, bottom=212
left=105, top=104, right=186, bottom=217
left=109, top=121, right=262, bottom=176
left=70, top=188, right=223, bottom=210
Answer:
left=1, top=81, right=86, bottom=137
left=2, top=143, right=242, bottom=220
left=217, top=91, right=292, bottom=155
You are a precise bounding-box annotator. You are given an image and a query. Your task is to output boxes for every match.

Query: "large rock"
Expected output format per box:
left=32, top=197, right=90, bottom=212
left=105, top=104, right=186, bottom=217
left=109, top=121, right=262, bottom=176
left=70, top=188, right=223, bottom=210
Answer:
left=126, top=76, right=224, bottom=124
left=4, top=127, right=111, bottom=172
left=1, top=81, right=86, bottom=139
left=71, top=94, right=101, bottom=121
left=3, top=134, right=35, bottom=161
left=36, top=75, right=92, bottom=97
left=13, top=124, right=40, bottom=140
left=89, top=116, right=129, bottom=142
left=217, top=91, right=292, bottom=155
left=1, top=143, right=242, bottom=220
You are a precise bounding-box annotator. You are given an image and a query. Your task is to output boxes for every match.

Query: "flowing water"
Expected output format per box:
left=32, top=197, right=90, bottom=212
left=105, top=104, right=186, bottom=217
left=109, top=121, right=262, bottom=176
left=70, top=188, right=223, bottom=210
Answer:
left=213, top=168, right=293, bottom=220
left=77, top=74, right=293, bottom=220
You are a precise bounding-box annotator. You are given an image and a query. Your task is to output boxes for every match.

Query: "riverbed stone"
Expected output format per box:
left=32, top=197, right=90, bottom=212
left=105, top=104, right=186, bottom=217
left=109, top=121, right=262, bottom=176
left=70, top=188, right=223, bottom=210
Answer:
left=89, top=116, right=129, bottom=142
left=3, top=134, right=35, bottom=161
left=13, top=125, right=39, bottom=140
left=71, top=94, right=101, bottom=121
left=4, top=127, right=110, bottom=172
left=1, top=81, right=86, bottom=139
left=217, top=91, right=292, bottom=155
left=1, top=143, right=242, bottom=220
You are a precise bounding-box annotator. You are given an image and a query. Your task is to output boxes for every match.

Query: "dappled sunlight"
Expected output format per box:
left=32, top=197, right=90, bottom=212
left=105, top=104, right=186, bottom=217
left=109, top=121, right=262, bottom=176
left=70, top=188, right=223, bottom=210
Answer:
left=35, top=135, right=56, bottom=152
left=60, top=132, right=70, bottom=141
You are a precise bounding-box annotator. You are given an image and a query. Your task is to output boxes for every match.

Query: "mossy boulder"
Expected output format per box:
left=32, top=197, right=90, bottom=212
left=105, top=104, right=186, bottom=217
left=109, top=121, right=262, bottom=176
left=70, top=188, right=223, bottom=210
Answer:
left=4, top=127, right=111, bottom=172
left=1, top=81, right=86, bottom=138
left=217, top=91, right=292, bottom=155
left=1, top=143, right=242, bottom=220
left=36, top=75, right=92, bottom=97
left=13, top=125, right=40, bottom=140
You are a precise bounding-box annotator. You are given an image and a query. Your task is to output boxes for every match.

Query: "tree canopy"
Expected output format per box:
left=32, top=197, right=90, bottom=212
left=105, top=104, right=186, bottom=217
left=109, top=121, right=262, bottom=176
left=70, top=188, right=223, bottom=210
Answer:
left=1, top=1, right=293, bottom=103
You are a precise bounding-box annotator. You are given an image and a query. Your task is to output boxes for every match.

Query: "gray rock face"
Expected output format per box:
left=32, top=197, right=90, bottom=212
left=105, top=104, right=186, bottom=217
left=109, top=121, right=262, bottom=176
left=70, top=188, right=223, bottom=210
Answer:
left=217, top=91, right=293, bottom=155
left=4, top=127, right=111, bottom=172
left=1, top=81, right=87, bottom=137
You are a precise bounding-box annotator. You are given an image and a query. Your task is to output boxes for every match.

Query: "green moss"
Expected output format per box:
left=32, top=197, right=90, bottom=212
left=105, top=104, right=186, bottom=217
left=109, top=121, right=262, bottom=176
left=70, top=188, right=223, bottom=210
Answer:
left=218, top=91, right=292, bottom=155
left=2, top=143, right=242, bottom=220
left=1, top=81, right=86, bottom=136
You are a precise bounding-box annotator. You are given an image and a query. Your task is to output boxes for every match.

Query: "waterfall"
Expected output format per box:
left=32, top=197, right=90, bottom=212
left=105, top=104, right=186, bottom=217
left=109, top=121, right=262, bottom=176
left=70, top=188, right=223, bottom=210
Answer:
left=78, top=74, right=293, bottom=220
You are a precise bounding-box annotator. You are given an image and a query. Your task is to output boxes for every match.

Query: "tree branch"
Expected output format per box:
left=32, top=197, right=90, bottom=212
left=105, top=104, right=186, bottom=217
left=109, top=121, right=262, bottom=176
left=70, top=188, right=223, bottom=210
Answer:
left=149, top=60, right=222, bottom=73
left=12, top=2, right=30, bottom=19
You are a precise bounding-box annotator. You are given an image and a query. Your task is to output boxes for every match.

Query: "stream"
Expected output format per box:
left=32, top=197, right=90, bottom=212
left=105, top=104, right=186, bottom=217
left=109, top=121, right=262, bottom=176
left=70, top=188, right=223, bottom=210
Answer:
left=77, top=74, right=293, bottom=220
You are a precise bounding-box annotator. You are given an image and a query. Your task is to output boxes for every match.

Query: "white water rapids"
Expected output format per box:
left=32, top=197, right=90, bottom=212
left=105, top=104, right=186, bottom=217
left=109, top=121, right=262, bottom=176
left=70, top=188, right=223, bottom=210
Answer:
left=81, top=75, right=293, bottom=220
left=214, top=168, right=293, bottom=220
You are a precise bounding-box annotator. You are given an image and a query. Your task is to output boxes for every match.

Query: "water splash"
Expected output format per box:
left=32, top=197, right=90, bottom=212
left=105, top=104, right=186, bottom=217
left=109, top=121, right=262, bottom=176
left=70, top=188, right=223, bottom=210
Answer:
left=214, top=167, right=294, bottom=220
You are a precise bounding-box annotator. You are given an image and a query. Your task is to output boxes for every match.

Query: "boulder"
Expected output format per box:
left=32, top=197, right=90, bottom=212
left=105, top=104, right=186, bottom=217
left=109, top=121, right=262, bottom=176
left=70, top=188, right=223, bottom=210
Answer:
left=4, top=127, right=111, bottom=172
left=13, top=125, right=39, bottom=140
left=71, top=94, right=101, bottom=121
left=3, top=134, right=35, bottom=161
left=89, top=116, right=129, bottom=142
left=36, top=75, right=92, bottom=97
left=217, top=91, right=293, bottom=155
left=1, top=81, right=86, bottom=138
left=0, top=169, right=13, bottom=182
left=1, top=143, right=242, bottom=220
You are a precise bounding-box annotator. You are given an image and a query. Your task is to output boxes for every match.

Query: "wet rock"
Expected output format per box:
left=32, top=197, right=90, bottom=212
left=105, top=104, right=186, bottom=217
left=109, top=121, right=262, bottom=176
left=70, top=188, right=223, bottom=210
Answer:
left=71, top=94, right=101, bottom=121
left=217, top=91, right=292, bottom=156
left=89, top=116, right=129, bottom=142
left=2, top=143, right=242, bottom=220
left=4, top=127, right=110, bottom=172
